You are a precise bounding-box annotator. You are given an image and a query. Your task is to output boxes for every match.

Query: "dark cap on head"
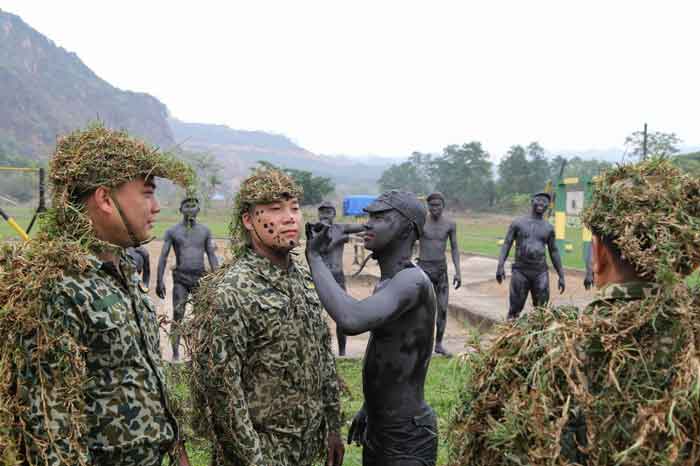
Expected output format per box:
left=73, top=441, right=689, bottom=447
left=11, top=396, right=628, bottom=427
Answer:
left=532, top=192, right=552, bottom=201
left=426, top=192, right=445, bottom=204
left=180, top=197, right=200, bottom=207
left=318, top=201, right=336, bottom=211
left=364, top=190, right=427, bottom=237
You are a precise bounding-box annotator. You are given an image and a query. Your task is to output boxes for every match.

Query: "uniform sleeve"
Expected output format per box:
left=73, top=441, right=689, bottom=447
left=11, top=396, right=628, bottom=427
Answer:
left=19, top=292, right=90, bottom=466
left=194, top=291, right=265, bottom=466
left=320, top=320, right=342, bottom=433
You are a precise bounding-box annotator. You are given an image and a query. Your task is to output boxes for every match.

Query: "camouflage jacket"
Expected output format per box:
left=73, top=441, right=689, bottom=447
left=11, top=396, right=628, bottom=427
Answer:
left=194, top=248, right=341, bottom=466
left=560, top=280, right=653, bottom=464
left=19, top=250, right=178, bottom=465
left=586, top=280, right=654, bottom=309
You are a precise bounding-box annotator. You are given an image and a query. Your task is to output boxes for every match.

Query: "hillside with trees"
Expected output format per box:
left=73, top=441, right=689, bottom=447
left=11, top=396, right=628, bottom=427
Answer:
left=0, top=9, right=174, bottom=159
left=170, top=119, right=393, bottom=198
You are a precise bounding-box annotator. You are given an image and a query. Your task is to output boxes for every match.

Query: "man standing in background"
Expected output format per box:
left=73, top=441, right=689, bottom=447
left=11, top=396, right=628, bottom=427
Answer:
left=417, top=192, right=461, bottom=357
left=317, top=200, right=366, bottom=356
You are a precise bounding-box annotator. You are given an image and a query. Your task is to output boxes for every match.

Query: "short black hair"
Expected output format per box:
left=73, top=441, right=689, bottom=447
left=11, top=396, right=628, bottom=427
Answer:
left=592, top=228, right=632, bottom=268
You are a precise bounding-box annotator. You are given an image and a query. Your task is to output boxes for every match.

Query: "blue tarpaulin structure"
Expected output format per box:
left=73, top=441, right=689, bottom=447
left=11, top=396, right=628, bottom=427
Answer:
left=343, top=195, right=377, bottom=217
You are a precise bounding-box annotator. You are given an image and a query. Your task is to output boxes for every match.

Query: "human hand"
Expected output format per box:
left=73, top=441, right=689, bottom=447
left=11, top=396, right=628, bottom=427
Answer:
left=496, top=267, right=505, bottom=284
left=558, top=276, right=566, bottom=294
left=583, top=272, right=593, bottom=290
left=326, top=431, right=345, bottom=466
left=453, top=274, right=462, bottom=290
left=305, top=222, right=331, bottom=257
left=156, top=281, right=166, bottom=299
left=347, top=408, right=367, bottom=446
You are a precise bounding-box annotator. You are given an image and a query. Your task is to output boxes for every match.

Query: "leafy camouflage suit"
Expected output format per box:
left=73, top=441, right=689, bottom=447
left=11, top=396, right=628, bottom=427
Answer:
left=0, top=124, right=195, bottom=466
left=192, top=248, right=341, bottom=466
left=21, top=251, right=178, bottom=465
left=559, top=281, right=653, bottom=465
left=448, top=159, right=700, bottom=465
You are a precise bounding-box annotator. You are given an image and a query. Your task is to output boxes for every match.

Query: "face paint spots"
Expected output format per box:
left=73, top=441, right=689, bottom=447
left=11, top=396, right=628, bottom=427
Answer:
left=268, top=229, right=274, bottom=234
left=264, top=223, right=268, bottom=228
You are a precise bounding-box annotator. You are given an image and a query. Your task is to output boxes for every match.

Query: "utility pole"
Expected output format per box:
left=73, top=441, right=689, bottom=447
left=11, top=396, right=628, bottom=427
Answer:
left=642, top=123, right=648, bottom=160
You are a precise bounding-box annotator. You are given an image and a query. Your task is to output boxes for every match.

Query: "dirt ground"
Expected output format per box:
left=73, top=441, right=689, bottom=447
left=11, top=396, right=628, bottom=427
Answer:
left=146, top=237, right=595, bottom=360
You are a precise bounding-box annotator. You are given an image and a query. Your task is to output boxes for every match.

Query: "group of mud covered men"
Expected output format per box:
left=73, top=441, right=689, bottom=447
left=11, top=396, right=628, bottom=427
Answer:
left=10, top=125, right=629, bottom=466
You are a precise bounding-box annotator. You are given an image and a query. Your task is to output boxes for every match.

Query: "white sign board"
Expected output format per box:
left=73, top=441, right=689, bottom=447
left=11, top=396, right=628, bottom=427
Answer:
left=566, top=191, right=584, bottom=216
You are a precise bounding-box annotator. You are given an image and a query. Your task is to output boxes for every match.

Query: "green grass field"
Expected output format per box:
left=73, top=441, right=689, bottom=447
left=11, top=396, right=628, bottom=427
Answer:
left=173, top=356, right=472, bottom=466
left=1, top=207, right=588, bottom=269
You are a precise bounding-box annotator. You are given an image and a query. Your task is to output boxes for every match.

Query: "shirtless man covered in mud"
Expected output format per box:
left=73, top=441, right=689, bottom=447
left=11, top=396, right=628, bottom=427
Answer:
left=417, top=192, right=461, bottom=356
left=306, top=190, right=439, bottom=466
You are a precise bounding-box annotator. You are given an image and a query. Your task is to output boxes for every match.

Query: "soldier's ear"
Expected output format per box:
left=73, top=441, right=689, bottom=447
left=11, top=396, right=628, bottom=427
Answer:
left=591, top=235, right=609, bottom=276
left=242, top=211, right=254, bottom=232
left=89, top=186, right=115, bottom=215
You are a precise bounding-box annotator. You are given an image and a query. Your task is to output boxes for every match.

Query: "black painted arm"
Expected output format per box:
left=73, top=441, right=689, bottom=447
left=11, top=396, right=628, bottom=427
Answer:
left=327, top=223, right=366, bottom=250
left=341, top=224, right=367, bottom=235
left=205, top=228, right=219, bottom=271
left=497, top=222, right=517, bottom=270
left=156, top=231, right=172, bottom=298
left=449, top=223, right=461, bottom=274
left=548, top=229, right=565, bottom=279
left=306, top=253, right=424, bottom=335
left=157, top=232, right=172, bottom=284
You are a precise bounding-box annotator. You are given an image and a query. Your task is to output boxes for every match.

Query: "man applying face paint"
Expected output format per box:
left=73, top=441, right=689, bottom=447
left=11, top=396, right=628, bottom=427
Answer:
left=307, top=190, right=439, bottom=466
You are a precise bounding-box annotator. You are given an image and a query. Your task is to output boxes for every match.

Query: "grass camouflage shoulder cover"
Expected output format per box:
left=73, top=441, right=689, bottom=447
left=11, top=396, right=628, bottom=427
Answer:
left=449, top=158, right=700, bottom=465
left=0, top=123, right=195, bottom=465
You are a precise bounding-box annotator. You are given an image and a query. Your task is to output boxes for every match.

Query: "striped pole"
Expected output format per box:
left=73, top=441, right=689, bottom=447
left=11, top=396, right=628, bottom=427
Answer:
left=554, top=181, right=567, bottom=253
left=581, top=176, right=595, bottom=267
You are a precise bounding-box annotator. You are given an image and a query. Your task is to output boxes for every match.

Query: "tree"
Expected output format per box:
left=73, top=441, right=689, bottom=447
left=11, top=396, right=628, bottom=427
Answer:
left=431, top=142, right=494, bottom=209
left=624, top=130, right=681, bottom=159
left=673, top=152, right=700, bottom=176
left=526, top=142, right=549, bottom=193
left=378, top=162, right=420, bottom=192
left=189, top=152, right=224, bottom=209
left=378, top=152, right=432, bottom=194
left=253, top=161, right=334, bottom=206
left=563, top=157, right=612, bottom=179
left=497, top=145, right=531, bottom=197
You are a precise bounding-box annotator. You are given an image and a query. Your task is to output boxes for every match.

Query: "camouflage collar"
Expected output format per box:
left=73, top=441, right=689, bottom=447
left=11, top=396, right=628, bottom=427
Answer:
left=240, top=247, right=301, bottom=284
left=84, top=249, right=135, bottom=278
left=590, top=281, right=656, bottom=306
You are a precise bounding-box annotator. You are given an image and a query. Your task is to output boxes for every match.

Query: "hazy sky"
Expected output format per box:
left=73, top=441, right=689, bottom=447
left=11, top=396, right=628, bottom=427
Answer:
left=3, top=1, right=698, bottom=158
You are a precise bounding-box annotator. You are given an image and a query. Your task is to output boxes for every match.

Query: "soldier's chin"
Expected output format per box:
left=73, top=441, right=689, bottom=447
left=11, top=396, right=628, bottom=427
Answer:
left=275, top=238, right=300, bottom=251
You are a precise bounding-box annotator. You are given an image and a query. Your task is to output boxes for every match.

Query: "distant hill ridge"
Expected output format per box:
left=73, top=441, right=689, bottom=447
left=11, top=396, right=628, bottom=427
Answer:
left=169, top=119, right=302, bottom=152
left=0, top=9, right=390, bottom=196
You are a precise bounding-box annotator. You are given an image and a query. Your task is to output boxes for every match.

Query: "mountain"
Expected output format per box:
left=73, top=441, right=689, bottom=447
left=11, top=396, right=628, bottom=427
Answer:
left=169, top=119, right=391, bottom=195
left=0, top=9, right=174, bottom=158
left=0, top=9, right=390, bottom=196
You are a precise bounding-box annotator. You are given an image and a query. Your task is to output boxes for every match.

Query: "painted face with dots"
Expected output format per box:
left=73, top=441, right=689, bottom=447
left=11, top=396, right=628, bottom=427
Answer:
left=243, top=195, right=303, bottom=252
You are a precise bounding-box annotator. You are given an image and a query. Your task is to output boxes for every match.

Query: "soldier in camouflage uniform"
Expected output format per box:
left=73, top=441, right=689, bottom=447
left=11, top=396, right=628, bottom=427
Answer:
left=448, top=158, right=700, bottom=465
left=0, top=124, right=195, bottom=466
left=188, top=169, right=344, bottom=466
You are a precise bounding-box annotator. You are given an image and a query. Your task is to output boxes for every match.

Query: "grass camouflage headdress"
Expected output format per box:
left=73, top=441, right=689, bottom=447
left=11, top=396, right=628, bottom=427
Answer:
left=581, top=157, right=700, bottom=282
left=448, top=157, right=700, bottom=465
left=45, top=123, right=196, bottom=251
left=229, top=168, right=303, bottom=258
left=0, top=123, right=196, bottom=465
